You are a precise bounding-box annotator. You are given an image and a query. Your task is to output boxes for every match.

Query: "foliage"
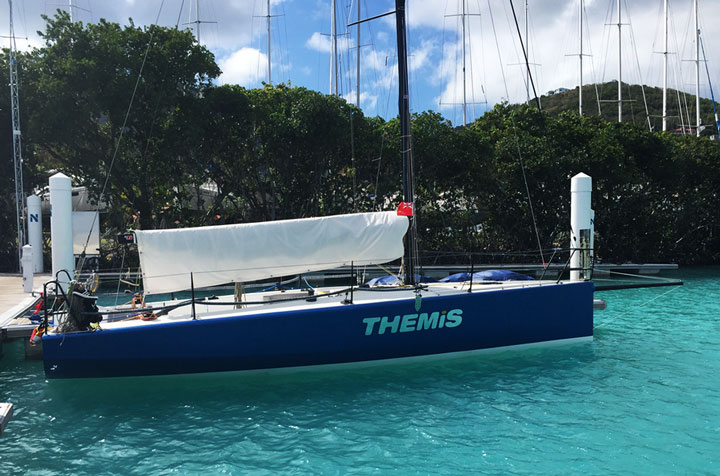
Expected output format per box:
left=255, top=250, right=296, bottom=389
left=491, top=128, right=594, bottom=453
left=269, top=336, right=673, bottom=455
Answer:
left=541, top=81, right=720, bottom=135
left=23, top=12, right=220, bottom=230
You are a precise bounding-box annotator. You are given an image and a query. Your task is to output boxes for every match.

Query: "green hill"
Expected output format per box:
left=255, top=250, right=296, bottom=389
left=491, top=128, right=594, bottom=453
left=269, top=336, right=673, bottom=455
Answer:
left=538, top=82, right=720, bottom=136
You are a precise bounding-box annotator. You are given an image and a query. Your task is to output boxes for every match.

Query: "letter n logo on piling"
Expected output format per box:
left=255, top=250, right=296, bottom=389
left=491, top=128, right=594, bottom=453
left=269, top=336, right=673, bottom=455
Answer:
left=30, top=214, right=39, bottom=223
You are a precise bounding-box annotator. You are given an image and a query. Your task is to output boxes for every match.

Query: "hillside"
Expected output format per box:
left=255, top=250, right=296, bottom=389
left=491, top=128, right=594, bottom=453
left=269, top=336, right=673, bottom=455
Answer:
left=538, top=82, right=720, bottom=135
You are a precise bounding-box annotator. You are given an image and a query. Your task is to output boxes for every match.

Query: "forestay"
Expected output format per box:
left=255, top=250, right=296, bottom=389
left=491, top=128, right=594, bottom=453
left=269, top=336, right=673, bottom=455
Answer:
left=135, top=212, right=409, bottom=295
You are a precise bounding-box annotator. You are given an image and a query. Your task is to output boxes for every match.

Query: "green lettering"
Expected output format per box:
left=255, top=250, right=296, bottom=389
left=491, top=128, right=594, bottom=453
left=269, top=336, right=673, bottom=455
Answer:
left=417, top=311, right=439, bottom=330
left=362, top=317, right=381, bottom=336
left=378, top=315, right=401, bottom=334
left=400, top=314, right=418, bottom=332
left=445, top=309, right=463, bottom=328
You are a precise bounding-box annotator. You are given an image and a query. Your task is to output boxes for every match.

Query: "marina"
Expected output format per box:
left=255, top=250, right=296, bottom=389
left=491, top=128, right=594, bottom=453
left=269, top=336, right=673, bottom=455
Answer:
left=0, top=0, right=717, bottom=473
left=11, top=3, right=612, bottom=382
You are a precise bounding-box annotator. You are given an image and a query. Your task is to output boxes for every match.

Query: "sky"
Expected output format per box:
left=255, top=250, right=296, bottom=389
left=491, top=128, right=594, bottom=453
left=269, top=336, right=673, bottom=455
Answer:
left=3, top=0, right=720, bottom=125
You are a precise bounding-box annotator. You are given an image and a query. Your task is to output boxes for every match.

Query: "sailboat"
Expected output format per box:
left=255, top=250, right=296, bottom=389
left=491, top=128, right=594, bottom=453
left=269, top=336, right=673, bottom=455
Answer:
left=39, top=0, right=596, bottom=379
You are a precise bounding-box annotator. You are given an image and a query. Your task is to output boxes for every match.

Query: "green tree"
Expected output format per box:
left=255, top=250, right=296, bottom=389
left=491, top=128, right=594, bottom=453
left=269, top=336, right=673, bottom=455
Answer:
left=193, top=84, right=380, bottom=224
left=24, top=12, right=220, bottom=231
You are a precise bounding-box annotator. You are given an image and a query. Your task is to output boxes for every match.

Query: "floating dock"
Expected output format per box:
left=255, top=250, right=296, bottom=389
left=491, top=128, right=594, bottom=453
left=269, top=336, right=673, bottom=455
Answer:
left=0, top=274, right=48, bottom=344
left=0, top=403, right=13, bottom=436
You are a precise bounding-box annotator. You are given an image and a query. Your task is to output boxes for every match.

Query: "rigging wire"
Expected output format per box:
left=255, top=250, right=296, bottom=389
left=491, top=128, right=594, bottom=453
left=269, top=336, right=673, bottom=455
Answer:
left=678, top=4, right=693, bottom=132
left=699, top=34, right=720, bottom=135
left=624, top=3, right=652, bottom=130
left=669, top=4, right=687, bottom=133
left=466, top=0, right=487, bottom=122
left=486, top=0, right=509, bottom=101
left=526, top=0, right=542, bottom=106
left=279, top=0, right=292, bottom=83
left=499, top=0, right=525, bottom=102
left=596, top=0, right=614, bottom=115
left=76, top=1, right=167, bottom=273
left=508, top=0, right=541, bottom=110
left=582, top=0, right=604, bottom=117
left=487, top=0, right=544, bottom=265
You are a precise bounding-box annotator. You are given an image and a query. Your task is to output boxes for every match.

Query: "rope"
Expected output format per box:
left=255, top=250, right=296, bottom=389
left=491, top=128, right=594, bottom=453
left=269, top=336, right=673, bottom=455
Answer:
left=113, top=246, right=127, bottom=307
left=605, top=270, right=678, bottom=282
left=594, top=285, right=681, bottom=330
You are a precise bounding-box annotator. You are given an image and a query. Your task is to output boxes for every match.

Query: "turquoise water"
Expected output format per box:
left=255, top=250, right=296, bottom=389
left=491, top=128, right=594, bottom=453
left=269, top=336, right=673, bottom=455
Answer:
left=1, top=268, right=718, bottom=475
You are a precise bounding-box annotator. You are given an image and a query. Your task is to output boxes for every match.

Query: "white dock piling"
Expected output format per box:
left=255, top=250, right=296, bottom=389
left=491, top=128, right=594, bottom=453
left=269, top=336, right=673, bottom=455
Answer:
left=27, top=194, right=43, bottom=273
left=22, top=245, right=33, bottom=293
left=49, top=173, right=74, bottom=291
left=570, top=173, right=593, bottom=281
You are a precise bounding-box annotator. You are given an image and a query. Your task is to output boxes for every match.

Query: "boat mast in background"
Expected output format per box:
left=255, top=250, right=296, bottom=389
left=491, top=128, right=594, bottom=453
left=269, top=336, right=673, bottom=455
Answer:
left=616, top=0, right=622, bottom=122
left=525, top=0, right=529, bottom=104
left=694, top=0, right=700, bottom=137
left=579, top=0, right=583, bottom=115
left=443, top=1, right=481, bottom=125
left=8, top=0, right=26, bottom=272
left=330, top=0, right=339, bottom=95
left=266, top=0, right=271, bottom=84
left=462, top=0, right=467, bottom=124
left=185, top=0, right=216, bottom=45
left=663, top=0, right=669, bottom=131
left=356, top=0, right=360, bottom=106
left=254, top=0, right=280, bottom=84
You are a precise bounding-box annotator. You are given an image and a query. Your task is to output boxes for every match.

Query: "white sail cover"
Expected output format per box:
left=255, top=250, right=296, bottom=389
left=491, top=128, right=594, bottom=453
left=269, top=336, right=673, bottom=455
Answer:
left=135, top=211, right=409, bottom=295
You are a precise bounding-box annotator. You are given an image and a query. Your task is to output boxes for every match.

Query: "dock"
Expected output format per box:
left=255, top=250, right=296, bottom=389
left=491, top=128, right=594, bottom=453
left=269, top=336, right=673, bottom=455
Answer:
left=0, top=274, right=49, bottom=342
left=0, top=402, right=13, bottom=436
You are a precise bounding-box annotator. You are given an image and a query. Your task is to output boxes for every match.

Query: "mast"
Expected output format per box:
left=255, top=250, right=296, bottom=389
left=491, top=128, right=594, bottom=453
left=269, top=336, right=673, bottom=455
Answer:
left=356, top=0, right=361, bottom=106
left=525, top=0, right=530, bottom=104
left=695, top=0, right=700, bottom=137
left=461, top=0, right=467, bottom=125
left=663, top=0, right=668, bottom=131
left=444, top=1, right=480, bottom=124
left=330, top=0, right=338, bottom=95
left=396, top=0, right=416, bottom=285
left=196, top=0, right=202, bottom=43
left=8, top=0, right=26, bottom=272
left=617, top=0, right=622, bottom=122
left=579, top=0, right=583, bottom=115
left=253, top=1, right=278, bottom=84
left=267, top=0, right=271, bottom=84
left=185, top=0, right=216, bottom=45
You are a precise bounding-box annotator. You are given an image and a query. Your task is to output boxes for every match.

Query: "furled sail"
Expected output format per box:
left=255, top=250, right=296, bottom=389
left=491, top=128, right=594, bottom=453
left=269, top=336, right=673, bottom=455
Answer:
left=135, top=211, right=409, bottom=295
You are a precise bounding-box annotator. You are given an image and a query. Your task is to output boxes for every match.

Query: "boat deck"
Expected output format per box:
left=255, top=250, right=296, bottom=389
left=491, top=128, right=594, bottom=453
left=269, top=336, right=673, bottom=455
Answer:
left=88, top=279, right=564, bottom=332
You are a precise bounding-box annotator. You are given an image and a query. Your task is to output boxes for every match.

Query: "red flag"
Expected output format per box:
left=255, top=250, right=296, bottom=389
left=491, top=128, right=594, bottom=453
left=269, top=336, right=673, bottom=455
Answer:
left=397, top=202, right=414, bottom=217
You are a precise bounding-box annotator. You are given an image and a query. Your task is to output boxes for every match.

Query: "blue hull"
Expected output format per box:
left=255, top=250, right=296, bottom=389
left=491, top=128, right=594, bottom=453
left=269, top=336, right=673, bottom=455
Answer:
left=42, top=282, right=594, bottom=379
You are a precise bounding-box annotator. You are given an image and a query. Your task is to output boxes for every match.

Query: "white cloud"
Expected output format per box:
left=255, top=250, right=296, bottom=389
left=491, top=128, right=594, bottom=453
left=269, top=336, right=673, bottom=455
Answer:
left=342, top=90, right=378, bottom=111
left=218, top=48, right=268, bottom=86
left=409, top=38, right=435, bottom=72
left=306, top=31, right=331, bottom=53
